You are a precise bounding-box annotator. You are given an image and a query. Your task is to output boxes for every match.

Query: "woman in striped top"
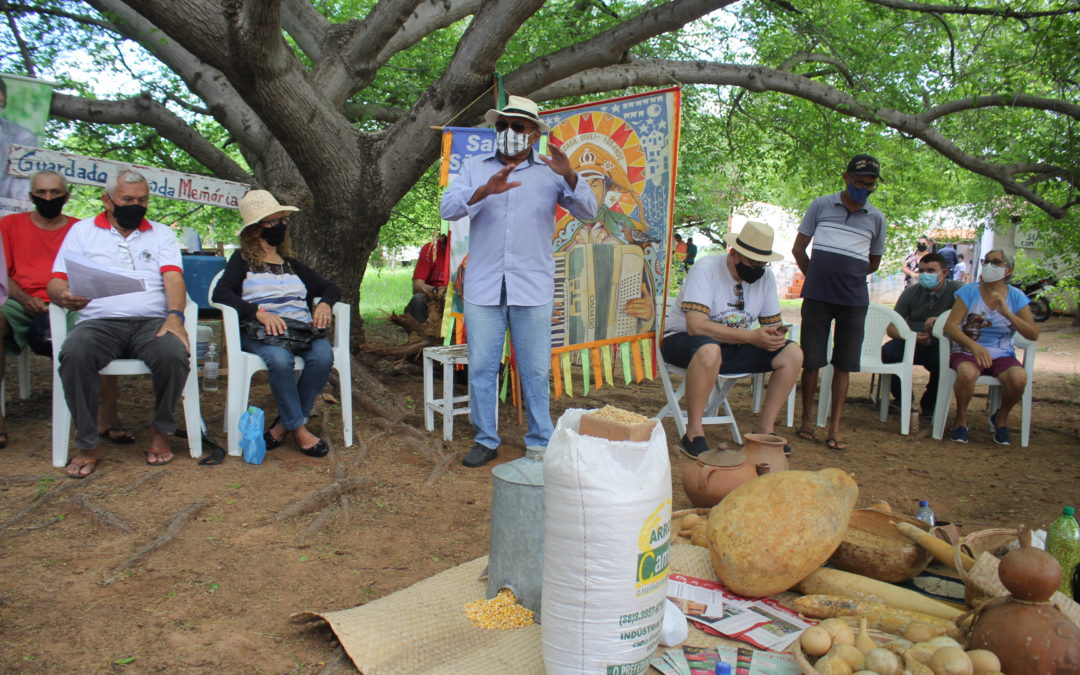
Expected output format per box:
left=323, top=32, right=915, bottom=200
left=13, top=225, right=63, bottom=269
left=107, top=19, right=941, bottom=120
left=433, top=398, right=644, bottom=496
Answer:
left=212, top=191, right=341, bottom=457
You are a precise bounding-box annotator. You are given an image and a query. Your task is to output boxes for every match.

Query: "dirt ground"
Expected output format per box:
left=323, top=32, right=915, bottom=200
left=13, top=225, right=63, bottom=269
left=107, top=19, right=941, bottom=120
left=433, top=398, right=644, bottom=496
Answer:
left=0, top=314, right=1077, bottom=673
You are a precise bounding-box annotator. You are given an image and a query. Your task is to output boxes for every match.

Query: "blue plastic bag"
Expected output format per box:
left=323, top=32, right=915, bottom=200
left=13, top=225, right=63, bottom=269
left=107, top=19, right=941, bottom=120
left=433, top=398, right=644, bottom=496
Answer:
left=239, top=405, right=266, bottom=465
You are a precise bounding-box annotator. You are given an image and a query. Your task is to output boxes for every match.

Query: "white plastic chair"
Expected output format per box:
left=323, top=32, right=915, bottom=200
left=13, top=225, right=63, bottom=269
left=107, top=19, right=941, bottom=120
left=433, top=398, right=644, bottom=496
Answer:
left=930, top=310, right=1036, bottom=446
left=1, top=346, right=32, bottom=417
left=654, top=297, right=796, bottom=445
left=49, top=300, right=204, bottom=467
left=209, top=270, right=353, bottom=456
left=816, top=302, right=916, bottom=434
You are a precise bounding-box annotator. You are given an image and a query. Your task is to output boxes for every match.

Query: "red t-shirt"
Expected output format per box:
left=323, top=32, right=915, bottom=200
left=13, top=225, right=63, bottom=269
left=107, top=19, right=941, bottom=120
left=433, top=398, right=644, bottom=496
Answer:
left=0, top=211, right=78, bottom=301
left=413, top=237, right=449, bottom=287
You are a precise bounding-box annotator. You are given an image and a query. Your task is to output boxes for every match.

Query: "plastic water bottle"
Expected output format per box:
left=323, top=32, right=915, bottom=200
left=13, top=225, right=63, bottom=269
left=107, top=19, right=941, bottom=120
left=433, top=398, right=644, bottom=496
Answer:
left=915, top=500, right=936, bottom=527
left=203, top=342, right=220, bottom=391
left=1046, top=506, right=1080, bottom=598
left=715, top=663, right=732, bottom=675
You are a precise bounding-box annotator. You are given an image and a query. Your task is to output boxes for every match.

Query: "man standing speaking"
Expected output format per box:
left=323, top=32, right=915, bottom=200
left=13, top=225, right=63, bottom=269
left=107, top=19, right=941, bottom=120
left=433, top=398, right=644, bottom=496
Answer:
left=440, top=95, right=597, bottom=467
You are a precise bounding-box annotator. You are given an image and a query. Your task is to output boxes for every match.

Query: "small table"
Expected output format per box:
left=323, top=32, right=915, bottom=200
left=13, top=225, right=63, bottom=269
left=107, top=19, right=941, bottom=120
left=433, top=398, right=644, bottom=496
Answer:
left=423, top=344, right=470, bottom=441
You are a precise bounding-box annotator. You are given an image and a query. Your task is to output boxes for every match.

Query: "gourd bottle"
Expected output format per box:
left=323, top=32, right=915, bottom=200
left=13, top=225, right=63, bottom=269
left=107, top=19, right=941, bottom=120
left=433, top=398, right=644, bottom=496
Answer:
left=1046, top=506, right=1080, bottom=597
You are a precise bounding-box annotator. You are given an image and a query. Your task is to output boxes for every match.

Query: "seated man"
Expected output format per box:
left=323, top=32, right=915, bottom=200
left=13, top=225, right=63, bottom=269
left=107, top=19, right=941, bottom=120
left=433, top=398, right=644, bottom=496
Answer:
left=0, top=170, right=131, bottom=448
left=661, top=221, right=803, bottom=458
left=404, top=233, right=448, bottom=323
left=47, top=169, right=190, bottom=477
left=881, top=252, right=962, bottom=418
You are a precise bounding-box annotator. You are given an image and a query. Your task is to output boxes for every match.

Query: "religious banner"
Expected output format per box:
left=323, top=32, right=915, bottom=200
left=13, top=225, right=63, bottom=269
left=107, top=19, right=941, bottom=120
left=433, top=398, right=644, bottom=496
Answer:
left=0, top=74, right=54, bottom=215
left=8, top=145, right=250, bottom=209
left=437, top=87, right=681, bottom=398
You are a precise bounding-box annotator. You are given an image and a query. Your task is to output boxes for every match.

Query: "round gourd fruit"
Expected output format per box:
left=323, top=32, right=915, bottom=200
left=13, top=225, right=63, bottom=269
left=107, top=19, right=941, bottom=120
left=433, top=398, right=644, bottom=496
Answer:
left=927, top=646, right=972, bottom=675
left=801, top=625, right=832, bottom=656
left=964, top=649, right=1000, bottom=674
left=996, top=546, right=1062, bottom=602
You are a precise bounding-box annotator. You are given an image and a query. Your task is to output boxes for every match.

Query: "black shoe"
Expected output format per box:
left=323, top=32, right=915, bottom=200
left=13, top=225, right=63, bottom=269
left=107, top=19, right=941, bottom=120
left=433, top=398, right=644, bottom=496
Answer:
left=462, top=443, right=498, bottom=467
left=264, top=416, right=285, bottom=450
left=679, top=434, right=708, bottom=459
left=300, top=438, right=329, bottom=458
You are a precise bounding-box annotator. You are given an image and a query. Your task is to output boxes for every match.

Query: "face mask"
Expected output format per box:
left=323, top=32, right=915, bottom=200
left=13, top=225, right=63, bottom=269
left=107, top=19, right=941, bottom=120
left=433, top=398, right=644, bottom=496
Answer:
left=32, top=194, right=66, bottom=219
left=981, top=263, right=1006, bottom=283
left=496, top=128, right=532, bottom=157
left=112, top=203, right=147, bottom=231
left=916, top=242, right=927, bottom=252
left=846, top=183, right=873, bottom=203
left=260, top=223, right=287, bottom=247
left=735, top=260, right=766, bottom=284
left=918, top=272, right=941, bottom=290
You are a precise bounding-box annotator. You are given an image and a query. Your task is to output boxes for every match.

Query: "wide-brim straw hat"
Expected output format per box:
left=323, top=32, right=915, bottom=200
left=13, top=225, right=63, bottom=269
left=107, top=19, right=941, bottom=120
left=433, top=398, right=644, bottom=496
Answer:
left=483, top=94, right=550, bottom=133
left=238, top=190, right=299, bottom=228
left=723, top=221, right=784, bottom=263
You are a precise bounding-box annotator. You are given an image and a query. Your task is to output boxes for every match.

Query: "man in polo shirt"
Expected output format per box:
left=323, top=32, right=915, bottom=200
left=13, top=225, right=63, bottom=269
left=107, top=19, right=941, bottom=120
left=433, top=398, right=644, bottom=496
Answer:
left=0, top=170, right=131, bottom=449
left=881, top=252, right=962, bottom=418
left=792, top=154, right=887, bottom=451
left=440, top=95, right=597, bottom=468
left=662, top=221, right=802, bottom=457
left=47, top=169, right=190, bottom=478
left=404, top=233, right=448, bottom=323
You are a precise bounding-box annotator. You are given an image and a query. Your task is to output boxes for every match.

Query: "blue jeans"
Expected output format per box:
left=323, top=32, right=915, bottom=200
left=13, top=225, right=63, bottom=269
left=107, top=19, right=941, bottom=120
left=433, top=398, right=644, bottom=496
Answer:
left=464, top=298, right=554, bottom=449
left=241, top=336, right=334, bottom=431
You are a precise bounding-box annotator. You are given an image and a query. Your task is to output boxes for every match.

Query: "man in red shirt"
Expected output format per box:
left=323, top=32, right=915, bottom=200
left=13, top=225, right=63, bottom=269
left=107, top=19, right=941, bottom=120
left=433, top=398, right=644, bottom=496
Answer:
left=404, top=233, right=448, bottom=323
left=0, top=171, right=129, bottom=448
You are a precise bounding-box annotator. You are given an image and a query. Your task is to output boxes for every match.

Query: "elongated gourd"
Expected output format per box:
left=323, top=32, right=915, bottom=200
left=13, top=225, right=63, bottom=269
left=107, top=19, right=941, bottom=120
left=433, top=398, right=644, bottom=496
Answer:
left=895, top=521, right=975, bottom=571
left=797, top=567, right=962, bottom=620
left=791, top=594, right=954, bottom=632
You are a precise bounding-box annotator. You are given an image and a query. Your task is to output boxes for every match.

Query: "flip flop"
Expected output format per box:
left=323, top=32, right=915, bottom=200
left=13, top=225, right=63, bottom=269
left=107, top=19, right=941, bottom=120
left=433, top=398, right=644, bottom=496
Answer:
left=100, top=427, right=136, bottom=444
left=795, top=428, right=818, bottom=443
left=145, top=448, right=175, bottom=466
left=825, top=437, right=848, bottom=452
left=65, top=457, right=98, bottom=479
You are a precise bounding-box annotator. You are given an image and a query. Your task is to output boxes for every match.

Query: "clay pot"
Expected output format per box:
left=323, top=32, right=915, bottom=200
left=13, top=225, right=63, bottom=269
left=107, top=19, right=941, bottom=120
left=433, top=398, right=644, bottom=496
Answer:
left=681, top=449, right=757, bottom=508
left=742, top=433, right=789, bottom=472
left=830, top=508, right=934, bottom=582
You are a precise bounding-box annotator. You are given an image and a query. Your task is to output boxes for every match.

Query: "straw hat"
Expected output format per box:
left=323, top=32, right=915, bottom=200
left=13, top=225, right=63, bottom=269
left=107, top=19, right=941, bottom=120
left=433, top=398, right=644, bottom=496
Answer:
left=238, top=190, right=299, bottom=228
left=723, top=221, right=784, bottom=262
left=483, top=95, right=550, bottom=133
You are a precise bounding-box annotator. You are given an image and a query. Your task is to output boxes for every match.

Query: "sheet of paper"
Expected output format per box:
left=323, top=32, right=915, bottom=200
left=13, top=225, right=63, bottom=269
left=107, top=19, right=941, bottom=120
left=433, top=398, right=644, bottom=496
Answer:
left=65, top=253, right=147, bottom=299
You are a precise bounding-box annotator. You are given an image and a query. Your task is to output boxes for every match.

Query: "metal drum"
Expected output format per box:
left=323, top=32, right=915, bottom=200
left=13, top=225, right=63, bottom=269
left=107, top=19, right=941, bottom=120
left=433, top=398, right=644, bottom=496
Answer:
left=486, top=446, right=545, bottom=618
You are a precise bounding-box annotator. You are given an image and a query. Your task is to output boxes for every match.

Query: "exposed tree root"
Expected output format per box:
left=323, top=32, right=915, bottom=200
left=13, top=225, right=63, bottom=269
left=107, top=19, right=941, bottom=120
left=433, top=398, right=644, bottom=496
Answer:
left=297, top=503, right=338, bottom=544
left=0, top=471, right=101, bottom=535
left=110, top=498, right=206, bottom=576
left=0, top=475, right=58, bottom=485
left=114, top=468, right=170, bottom=497
left=69, top=493, right=134, bottom=533
left=257, top=476, right=371, bottom=527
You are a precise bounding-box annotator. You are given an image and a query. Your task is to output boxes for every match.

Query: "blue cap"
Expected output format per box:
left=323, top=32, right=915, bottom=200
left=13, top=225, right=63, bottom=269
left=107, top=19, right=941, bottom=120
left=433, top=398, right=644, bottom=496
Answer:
left=919, top=500, right=929, bottom=507
left=715, top=663, right=732, bottom=675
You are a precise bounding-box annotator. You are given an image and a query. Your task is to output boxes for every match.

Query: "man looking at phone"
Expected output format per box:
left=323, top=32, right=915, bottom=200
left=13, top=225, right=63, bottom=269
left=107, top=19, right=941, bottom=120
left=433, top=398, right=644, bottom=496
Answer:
left=661, top=221, right=802, bottom=458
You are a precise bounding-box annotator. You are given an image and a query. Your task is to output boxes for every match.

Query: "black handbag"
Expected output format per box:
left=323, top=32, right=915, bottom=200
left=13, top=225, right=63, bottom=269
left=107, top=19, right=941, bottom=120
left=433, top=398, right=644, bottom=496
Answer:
left=241, top=315, right=326, bottom=354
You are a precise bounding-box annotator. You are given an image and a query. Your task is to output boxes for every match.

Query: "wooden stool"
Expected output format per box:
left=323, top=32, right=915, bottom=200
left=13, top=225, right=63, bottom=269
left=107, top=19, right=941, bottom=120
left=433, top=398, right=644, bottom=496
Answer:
left=423, top=344, right=470, bottom=441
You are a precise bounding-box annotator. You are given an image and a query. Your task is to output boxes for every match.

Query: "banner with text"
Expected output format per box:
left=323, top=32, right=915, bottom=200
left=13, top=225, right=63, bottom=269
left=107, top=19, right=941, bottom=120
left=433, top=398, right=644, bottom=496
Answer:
left=8, top=145, right=249, bottom=210
left=0, top=74, right=54, bottom=215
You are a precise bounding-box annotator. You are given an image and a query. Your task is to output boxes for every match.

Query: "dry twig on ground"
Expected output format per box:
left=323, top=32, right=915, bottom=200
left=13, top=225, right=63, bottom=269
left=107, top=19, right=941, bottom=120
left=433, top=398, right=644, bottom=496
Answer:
left=114, top=468, right=170, bottom=497
left=0, top=475, right=59, bottom=485
left=0, top=471, right=100, bottom=535
left=111, top=498, right=206, bottom=574
left=257, top=476, right=371, bottom=527
left=68, top=493, right=134, bottom=533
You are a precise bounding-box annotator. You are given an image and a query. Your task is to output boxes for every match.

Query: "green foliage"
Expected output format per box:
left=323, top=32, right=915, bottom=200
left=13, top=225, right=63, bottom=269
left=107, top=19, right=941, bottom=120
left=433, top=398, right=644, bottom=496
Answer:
left=358, top=266, right=413, bottom=320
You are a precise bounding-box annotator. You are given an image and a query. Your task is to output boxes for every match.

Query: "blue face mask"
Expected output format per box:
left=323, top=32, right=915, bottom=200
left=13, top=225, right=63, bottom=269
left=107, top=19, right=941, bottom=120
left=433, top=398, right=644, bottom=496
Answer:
left=918, top=272, right=941, bottom=290
left=846, top=183, right=873, bottom=203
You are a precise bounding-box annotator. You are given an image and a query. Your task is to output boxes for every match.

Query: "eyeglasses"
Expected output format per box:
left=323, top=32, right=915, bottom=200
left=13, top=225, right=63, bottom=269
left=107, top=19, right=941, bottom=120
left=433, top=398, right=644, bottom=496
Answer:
left=983, top=258, right=1008, bottom=267
left=739, top=252, right=770, bottom=269
left=494, top=119, right=533, bottom=134
left=850, top=178, right=877, bottom=189
left=259, top=217, right=289, bottom=227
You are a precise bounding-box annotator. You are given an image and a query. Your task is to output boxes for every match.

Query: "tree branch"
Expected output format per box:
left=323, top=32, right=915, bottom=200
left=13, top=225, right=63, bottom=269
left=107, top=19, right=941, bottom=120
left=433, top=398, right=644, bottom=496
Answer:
left=2, top=4, right=35, bottom=77
left=533, top=58, right=1078, bottom=218
left=50, top=93, right=252, bottom=184
left=281, top=0, right=330, bottom=62
left=1, top=3, right=115, bottom=30
left=777, top=51, right=855, bottom=87
left=920, top=93, right=1080, bottom=122
left=862, top=0, right=1080, bottom=20
left=376, top=0, right=485, bottom=63
left=343, top=101, right=406, bottom=124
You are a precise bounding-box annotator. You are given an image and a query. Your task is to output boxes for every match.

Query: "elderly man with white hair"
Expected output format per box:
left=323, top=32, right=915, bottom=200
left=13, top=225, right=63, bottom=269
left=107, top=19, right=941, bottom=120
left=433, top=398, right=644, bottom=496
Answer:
left=47, top=169, right=190, bottom=478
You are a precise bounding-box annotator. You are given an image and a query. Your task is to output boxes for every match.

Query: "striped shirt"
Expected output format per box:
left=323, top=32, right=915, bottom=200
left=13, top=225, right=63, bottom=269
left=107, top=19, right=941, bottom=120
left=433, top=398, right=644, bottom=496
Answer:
left=241, top=261, right=312, bottom=322
left=798, top=191, right=886, bottom=306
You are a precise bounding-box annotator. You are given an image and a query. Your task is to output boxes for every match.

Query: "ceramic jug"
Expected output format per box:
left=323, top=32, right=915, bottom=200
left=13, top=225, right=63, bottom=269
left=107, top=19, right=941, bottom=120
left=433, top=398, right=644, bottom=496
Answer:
left=742, top=433, right=789, bottom=472
left=682, top=449, right=757, bottom=508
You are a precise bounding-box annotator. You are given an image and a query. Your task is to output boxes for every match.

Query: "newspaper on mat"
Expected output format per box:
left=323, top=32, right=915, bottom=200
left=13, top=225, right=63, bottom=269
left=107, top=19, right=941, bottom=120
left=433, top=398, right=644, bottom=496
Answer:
left=667, top=574, right=812, bottom=651
left=64, top=253, right=147, bottom=299
left=651, top=644, right=800, bottom=675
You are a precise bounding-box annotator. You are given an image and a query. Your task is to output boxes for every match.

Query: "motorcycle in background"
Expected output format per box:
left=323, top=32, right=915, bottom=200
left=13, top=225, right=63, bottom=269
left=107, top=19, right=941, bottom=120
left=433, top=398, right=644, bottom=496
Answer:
left=1018, top=277, right=1054, bottom=322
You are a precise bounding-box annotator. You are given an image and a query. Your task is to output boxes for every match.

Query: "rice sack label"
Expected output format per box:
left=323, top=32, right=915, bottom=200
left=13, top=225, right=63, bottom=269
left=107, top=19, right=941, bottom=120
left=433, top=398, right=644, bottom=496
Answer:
left=636, top=501, right=670, bottom=595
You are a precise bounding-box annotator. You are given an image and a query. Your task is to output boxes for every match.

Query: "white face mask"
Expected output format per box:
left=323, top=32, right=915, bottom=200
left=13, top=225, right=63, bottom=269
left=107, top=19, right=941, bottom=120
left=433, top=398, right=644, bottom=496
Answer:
left=496, top=128, right=532, bottom=157
left=981, top=263, right=1007, bottom=283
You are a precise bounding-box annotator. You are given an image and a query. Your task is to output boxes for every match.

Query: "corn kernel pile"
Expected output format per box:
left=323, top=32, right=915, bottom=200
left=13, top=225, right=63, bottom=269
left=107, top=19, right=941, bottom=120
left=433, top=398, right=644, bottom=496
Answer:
left=463, top=589, right=534, bottom=630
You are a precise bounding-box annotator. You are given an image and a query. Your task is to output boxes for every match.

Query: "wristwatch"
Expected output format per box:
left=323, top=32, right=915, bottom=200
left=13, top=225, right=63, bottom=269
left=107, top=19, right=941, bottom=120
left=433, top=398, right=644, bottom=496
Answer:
left=167, top=309, right=185, bottom=321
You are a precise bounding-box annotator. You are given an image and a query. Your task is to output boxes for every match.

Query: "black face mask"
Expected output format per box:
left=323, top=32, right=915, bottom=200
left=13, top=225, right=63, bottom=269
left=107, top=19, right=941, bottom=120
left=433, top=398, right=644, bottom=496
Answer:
left=112, top=204, right=147, bottom=231
left=32, top=195, right=67, bottom=219
left=260, top=223, right=287, bottom=247
left=735, top=260, right=766, bottom=284
left=917, top=242, right=928, bottom=252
